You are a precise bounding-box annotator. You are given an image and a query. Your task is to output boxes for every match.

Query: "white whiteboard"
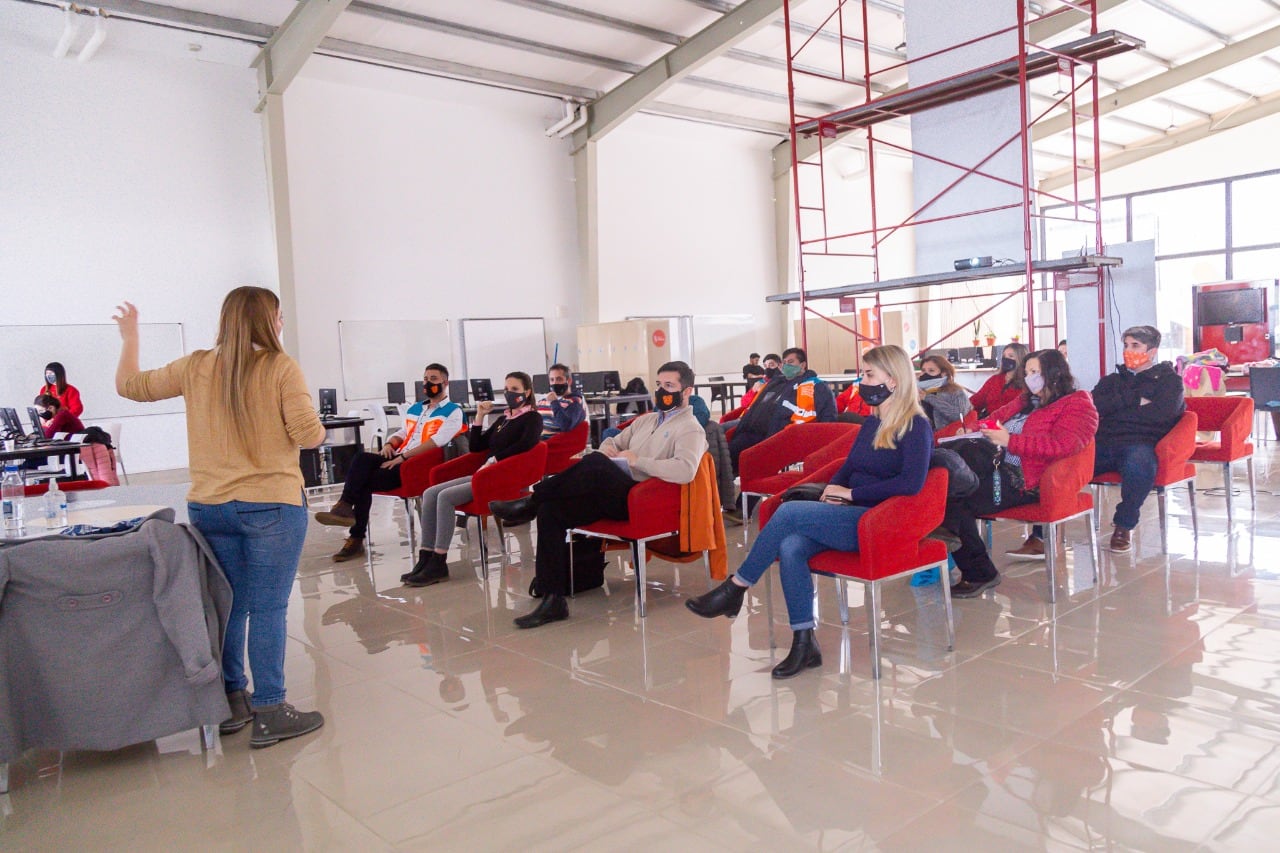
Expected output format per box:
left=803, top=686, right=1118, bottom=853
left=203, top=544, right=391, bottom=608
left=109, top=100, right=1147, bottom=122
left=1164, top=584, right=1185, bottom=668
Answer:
left=692, top=314, right=756, bottom=376
left=0, top=323, right=186, bottom=418
left=460, top=318, right=548, bottom=383
left=338, top=320, right=452, bottom=401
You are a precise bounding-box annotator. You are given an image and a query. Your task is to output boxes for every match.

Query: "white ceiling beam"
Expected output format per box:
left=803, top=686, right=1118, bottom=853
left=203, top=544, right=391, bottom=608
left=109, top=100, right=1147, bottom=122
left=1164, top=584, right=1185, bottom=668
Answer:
left=1039, top=90, right=1280, bottom=191
left=573, top=0, right=797, bottom=145
left=1033, top=22, right=1280, bottom=140
left=253, top=0, right=352, bottom=108
left=1028, top=0, right=1130, bottom=44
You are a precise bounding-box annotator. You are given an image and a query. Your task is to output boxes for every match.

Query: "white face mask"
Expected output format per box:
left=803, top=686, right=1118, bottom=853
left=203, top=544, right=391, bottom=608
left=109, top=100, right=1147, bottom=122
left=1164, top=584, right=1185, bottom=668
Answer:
left=1025, top=372, right=1046, bottom=394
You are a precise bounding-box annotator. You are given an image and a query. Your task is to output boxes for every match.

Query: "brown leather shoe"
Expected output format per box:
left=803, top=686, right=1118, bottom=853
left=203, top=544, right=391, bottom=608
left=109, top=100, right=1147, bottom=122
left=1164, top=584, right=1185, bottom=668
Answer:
left=314, top=500, right=355, bottom=527
left=332, top=536, right=365, bottom=562
left=1006, top=536, right=1045, bottom=560
left=1109, top=526, right=1132, bottom=553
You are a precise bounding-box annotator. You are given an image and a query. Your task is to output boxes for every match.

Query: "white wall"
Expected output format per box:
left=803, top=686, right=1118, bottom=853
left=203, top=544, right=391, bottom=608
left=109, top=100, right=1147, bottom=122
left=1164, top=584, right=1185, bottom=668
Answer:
left=0, top=3, right=275, bottom=472
left=282, top=57, right=582, bottom=402
left=596, top=114, right=781, bottom=376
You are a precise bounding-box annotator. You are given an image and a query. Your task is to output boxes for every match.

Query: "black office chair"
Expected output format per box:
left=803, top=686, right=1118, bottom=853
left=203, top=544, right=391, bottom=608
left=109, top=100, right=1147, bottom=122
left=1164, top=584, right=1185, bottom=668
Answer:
left=707, top=376, right=729, bottom=415
left=1248, top=366, right=1280, bottom=441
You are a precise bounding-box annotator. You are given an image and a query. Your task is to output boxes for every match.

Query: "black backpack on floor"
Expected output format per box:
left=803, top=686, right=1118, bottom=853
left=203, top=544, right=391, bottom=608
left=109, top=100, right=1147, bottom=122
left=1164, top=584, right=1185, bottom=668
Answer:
left=529, top=536, right=607, bottom=597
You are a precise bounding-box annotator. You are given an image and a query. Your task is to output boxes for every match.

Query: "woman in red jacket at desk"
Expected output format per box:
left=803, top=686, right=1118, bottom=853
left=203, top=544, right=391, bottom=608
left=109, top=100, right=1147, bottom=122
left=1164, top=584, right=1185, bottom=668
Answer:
left=941, top=349, right=1098, bottom=598
left=969, top=342, right=1027, bottom=418
left=38, top=362, right=84, bottom=418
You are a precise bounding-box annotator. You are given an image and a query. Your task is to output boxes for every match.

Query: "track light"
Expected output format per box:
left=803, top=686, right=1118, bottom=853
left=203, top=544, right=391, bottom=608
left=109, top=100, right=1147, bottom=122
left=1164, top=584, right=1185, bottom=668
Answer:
left=52, top=5, right=79, bottom=58
left=78, top=13, right=106, bottom=63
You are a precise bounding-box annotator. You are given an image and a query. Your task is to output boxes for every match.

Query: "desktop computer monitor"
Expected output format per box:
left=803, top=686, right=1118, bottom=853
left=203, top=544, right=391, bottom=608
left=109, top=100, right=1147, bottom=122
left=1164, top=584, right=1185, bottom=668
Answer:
left=448, top=379, right=469, bottom=403
left=414, top=380, right=425, bottom=402
left=28, top=407, right=45, bottom=436
left=601, top=370, right=622, bottom=393
left=578, top=371, right=605, bottom=395
left=1, top=408, right=23, bottom=435
left=958, top=346, right=983, bottom=363
left=532, top=373, right=550, bottom=395
left=387, top=382, right=407, bottom=405
left=469, top=378, right=494, bottom=402
left=318, top=388, right=338, bottom=417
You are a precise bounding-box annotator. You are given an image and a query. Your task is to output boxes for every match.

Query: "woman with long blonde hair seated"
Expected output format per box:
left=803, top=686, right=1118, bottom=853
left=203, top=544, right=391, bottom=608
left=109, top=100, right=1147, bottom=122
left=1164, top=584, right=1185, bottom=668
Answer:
left=686, top=345, right=934, bottom=678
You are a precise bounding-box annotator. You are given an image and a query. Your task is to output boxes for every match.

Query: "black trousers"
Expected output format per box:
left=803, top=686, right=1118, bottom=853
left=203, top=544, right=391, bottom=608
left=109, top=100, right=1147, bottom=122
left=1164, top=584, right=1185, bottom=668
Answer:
left=532, top=453, right=636, bottom=594
left=943, top=466, right=1037, bottom=584
left=339, top=451, right=403, bottom=539
left=728, top=428, right=767, bottom=476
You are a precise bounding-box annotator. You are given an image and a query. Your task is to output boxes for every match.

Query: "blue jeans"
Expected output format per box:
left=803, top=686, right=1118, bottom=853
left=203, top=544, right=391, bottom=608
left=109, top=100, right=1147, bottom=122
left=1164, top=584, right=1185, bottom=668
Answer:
left=189, top=500, right=308, bottom=707
left=735, top=501, right=868, bottom=630
left=1095, top=442, right=1158, bottom=530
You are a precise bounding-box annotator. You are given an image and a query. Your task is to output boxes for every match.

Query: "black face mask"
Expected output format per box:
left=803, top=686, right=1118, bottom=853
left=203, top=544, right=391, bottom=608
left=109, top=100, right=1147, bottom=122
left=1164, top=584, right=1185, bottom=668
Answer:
left=654, top=388, right=683, bottom=411
left=1000, top=357, right=1017, bottom=374
left=550, top=382, right=570, bottom=396
left=39, top=410, right=53, bottom=421
left=425, top=382, right=444, bottom=399
left=859, top=383, right=893, bottom=407
left=504, top=390, right=526, bottom=409
left=764, top=367, right=780, bottom=379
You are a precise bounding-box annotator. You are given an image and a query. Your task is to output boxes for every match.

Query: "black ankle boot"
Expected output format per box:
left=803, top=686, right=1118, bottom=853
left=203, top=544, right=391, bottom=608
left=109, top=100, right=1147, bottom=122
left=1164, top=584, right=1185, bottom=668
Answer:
left=405, top=552, right=449, bottom=587
left=490, top=495, right=537, bottom=527
left=401, top=550, right=432, bottom=582
left=514, top=593, right=569, bottom=629
left=685, top=577, right=748, bottom=619
left=771, top=629, right=822, bottom=679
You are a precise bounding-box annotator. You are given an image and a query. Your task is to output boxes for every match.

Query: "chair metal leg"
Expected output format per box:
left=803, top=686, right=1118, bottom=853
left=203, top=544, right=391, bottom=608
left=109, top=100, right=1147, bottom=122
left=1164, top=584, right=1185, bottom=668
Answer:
left=0, top=761, right=8, bottom=794
left=1188, top=481, right=1198, bottom=537
left=837, top=577, right=850, bottom=626
left=764, top=573, right=777, bottom=649
left=567, top=531, right=577, bottom=599
left=1091, top=484, right=1101, bottom=529
left=867, top=581, right=882, bottom=680
left=403, top=498, right=418, bottom=555
left=633, top=540, right=648, bottom=618
left=1224, top=463, right=1235, bottom=525
left=702, top=551, right=712, bottom=587
left=496, top=518, right=508, bottom=556
left=1247, top=457, right=1256, bottom=508
left=940, top=565, right=955, bottom=651
left=474, top=515, right=489, bottom=573
left=1087, top=512, right=1100, bottom=584
left=1158, top=488, right=1169, bottom=554
left=201, top=724, right=217, bottom=752
left=1045, top=522, right=1057, bottom=604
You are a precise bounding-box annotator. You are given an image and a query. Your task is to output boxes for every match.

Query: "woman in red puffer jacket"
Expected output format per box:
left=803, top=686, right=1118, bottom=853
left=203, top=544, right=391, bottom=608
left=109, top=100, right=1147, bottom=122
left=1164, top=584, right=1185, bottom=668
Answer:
left=942, top=349, right=1098, bottom=598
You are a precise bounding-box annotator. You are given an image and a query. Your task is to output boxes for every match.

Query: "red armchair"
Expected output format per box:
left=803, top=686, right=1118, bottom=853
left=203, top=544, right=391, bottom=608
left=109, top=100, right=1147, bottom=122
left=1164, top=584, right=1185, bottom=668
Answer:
left=1091, top=410, right=1198, bottom=554
left=544, top=422, right=590, bottom=476
left=782, top=468, right=953, bottom=679
left=371, top=446, right=447, bottom=554
left=984, top=442, right=1099, bottom=603
left=1187, top=396, right=1255, bottom=522
left=568, top=477, right=683, bottom=618
left=738, top=423, right=859, bottom=522
left=429, top=443, right=548, bottom=572
left=720, top=405, right=746, bottom=425
left=21, top=479, right=110, bottom=498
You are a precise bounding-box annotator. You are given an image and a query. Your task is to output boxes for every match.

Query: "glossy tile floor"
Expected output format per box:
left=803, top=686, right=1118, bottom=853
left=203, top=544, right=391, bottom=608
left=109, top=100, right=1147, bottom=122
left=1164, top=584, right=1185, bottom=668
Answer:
left=6, top=452, right=1280, bottom=850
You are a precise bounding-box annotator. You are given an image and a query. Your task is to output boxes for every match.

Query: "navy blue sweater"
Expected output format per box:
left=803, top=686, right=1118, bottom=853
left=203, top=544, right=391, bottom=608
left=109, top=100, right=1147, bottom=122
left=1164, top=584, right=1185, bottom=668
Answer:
left=832, top=414, right=933, bottom=506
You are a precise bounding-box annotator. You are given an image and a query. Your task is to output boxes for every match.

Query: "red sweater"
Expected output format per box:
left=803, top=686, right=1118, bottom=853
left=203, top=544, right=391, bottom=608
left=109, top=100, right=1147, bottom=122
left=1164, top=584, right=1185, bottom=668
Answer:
left=39, top=383, right=83, bottom=418
left=969, top=372, right=1021, bottom=417
left=992, top=390, right=1098, bottom=490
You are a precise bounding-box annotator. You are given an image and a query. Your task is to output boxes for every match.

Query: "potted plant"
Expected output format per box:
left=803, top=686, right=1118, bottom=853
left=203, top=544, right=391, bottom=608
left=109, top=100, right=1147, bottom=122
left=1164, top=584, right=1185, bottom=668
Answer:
left=984, top=327, right=997, bottom=347
left=972, top=320, right=982, bottom=347
left=1011, top=333, right=1021, bottom=343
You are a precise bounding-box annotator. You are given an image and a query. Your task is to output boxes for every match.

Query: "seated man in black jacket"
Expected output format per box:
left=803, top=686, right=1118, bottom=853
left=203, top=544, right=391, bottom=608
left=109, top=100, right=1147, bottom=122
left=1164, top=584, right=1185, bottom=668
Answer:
left=727, top=347, right=836, bottom=476
left=1092, top=326, right=1184, bottom=552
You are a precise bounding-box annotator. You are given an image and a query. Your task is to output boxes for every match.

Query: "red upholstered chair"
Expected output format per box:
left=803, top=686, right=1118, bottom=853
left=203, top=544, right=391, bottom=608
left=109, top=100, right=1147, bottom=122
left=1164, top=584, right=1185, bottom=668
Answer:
left=429, top=443, right=548, bottom=571
left=720, top=405, right=746, bottom=425
left=1091, top=410, right=1198, bottom=554
left=983, top=442, right=1099, bottom=603
left=738, top=423, right=859, bottom=522
left=371, top=446, right=447, bottom=554
left=1187, top=396, right=1255, bottom=521
left=777, top=468, right=953, bottom=679
left=544, top=422, right=590, bottom=476
left=568, top=477, right=683, bottom=618
left=21, top=479, right=110, bottom=498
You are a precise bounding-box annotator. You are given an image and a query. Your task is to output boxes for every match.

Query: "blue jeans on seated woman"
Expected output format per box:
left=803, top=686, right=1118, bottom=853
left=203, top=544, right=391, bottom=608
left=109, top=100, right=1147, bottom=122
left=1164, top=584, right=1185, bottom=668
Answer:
left=734, top=500, right=868, bottom=630
left=188, top=500, right=308, bottom=708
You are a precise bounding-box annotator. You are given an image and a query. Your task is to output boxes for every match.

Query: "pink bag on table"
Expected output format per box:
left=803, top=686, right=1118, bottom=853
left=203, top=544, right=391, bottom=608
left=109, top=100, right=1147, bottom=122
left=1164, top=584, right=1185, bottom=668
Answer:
left=79, top=443, right=120, bottom=486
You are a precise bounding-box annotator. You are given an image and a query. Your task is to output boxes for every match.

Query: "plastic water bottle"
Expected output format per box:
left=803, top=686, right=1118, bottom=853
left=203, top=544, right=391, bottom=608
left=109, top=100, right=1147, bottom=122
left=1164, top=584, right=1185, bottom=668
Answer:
left=2, top=463, right=25, bottom=537
left=45, top=479, right=69, bottom=529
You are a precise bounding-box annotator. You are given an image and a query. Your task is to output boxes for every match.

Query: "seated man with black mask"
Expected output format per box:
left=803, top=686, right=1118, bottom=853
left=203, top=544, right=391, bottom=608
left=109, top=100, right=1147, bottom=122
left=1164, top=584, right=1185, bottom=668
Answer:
left=491, top=361, right=708, bottom=629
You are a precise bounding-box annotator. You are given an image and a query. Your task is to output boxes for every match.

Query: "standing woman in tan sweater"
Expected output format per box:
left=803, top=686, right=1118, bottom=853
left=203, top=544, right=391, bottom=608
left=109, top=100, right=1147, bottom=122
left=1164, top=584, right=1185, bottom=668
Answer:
left=113, top=287, right=328, bottom=748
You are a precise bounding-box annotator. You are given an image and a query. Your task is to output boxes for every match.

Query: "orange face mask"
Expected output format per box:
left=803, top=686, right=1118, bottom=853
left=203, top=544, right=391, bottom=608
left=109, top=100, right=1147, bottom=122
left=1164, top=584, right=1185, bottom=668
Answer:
left=1123, top=349, right=1152, bottom=371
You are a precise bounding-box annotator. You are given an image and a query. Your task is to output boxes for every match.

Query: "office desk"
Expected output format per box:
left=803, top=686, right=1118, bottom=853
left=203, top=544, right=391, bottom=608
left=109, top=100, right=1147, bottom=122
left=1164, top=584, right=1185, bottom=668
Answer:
left=0, top=440, right=85, bottom=479
left=693, top=379, right=752, bottom=410
left=3, top=504, right=167, bottom=543
left=319, top=415, right=368, bottom=446
left=584, top=393, right=651, bottom=428
left=302, top=417, right=370, bottom=488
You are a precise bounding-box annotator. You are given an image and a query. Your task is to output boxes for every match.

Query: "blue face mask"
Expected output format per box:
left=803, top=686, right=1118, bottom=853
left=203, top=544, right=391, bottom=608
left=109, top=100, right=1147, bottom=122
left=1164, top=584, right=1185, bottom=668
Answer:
left=45, top=373, right=57, bottom=385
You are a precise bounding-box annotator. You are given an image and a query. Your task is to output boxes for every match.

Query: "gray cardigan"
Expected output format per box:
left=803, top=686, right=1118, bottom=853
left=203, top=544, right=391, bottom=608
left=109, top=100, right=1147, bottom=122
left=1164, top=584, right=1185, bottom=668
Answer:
left=0, top=510, right=232, bottom=762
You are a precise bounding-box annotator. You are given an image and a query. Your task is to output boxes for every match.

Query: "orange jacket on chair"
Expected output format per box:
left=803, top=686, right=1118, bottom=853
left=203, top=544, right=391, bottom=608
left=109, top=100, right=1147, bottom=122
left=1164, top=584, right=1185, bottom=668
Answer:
left=647, top=454, right=728, bottom=580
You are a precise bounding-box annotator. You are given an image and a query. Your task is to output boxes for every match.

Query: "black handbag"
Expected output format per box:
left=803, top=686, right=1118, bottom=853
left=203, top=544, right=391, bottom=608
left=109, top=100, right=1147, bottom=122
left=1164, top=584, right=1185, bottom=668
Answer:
left=779, top=482, right=827, bottom=503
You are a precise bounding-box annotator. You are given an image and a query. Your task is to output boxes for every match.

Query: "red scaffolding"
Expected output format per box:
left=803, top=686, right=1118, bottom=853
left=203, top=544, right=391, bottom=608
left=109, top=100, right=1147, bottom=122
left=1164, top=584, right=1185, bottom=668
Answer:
left=773, top=0, right=1141, bottom=377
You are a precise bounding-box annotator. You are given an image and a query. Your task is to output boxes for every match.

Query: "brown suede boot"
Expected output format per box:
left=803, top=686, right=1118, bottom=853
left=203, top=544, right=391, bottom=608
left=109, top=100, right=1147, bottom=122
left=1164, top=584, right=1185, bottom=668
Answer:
left=1109, top=526, right=1132, bottom=553
left=332, top=536, right=365, bottom=562
left=219, top=689, right=254, bottom=735
left=314, top=500, right=355, bottom=527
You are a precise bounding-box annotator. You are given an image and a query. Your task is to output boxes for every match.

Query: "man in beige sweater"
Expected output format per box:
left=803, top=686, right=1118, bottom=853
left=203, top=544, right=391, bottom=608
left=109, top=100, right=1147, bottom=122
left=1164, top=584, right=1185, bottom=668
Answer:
left=493, top=361, right=708, bottom=629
